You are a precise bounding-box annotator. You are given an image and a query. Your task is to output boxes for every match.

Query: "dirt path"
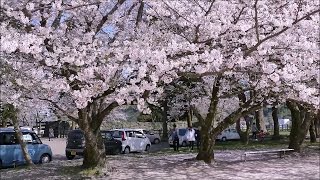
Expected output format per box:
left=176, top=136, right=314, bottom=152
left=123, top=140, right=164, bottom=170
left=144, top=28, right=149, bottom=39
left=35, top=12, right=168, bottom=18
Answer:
left=0, top=148, right=319, bottom=180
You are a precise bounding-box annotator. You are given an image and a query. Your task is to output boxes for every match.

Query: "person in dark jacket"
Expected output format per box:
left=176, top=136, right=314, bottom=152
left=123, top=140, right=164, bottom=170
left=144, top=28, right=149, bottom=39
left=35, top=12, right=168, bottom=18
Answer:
left=172, top=124, right=179, bottom=151
left=195, top=129, right=201, bottom=150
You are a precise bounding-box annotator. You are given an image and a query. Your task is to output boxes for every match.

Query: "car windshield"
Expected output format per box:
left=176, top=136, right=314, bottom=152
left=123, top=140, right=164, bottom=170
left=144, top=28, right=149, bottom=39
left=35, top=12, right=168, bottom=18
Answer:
left=68, top=131, right=84, bottom=139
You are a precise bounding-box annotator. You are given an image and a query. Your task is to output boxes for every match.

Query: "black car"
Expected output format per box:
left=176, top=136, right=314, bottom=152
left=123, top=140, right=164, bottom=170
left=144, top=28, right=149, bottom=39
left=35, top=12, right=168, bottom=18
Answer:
left=100, top=130, right=122, bottom=155
left=65, top=129, right=122, bottom=160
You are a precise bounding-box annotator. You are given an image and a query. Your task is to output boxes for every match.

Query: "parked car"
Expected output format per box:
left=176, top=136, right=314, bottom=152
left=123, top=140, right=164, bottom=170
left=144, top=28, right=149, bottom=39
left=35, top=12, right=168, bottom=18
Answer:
left=110, top=129, right=151, bottom=154
left=100, top=130, right=123, bottom=155
left=65, top=129, right=123, bottom=160
left=168, top=128, right=189, bottom=147
left=65, top=129, right=85, bottom=160
left=134, top=129, right=161, bottom=144
left=216, top=128, right=240, bottom=141
left=0, top=128, right=52, bottom=168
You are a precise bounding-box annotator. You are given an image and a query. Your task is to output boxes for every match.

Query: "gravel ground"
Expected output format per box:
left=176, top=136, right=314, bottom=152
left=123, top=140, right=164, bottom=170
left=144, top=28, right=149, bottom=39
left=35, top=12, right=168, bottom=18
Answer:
left=0, top=138, right=319, bottom=180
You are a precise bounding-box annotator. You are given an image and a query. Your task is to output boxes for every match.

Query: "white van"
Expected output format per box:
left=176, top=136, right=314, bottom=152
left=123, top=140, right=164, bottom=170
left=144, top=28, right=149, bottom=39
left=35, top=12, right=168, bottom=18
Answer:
left=110, top=129, right=151, bottom=154
left=216, top=129, right=240, bottom=141
left=168, top=128, right=189, bottom=146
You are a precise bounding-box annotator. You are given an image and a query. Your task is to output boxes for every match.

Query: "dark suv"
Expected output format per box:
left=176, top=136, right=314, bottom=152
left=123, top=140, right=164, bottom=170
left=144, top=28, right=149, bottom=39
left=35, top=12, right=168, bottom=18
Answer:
left=65, top=129, right=122, bottom=160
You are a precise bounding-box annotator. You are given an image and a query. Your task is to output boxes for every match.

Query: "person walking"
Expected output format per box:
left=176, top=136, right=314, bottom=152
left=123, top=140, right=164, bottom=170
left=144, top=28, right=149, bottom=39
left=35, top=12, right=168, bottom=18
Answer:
left=186, top=125, right=195, bottom=151
left=49, top=127, right=54, bottom=141
left=252, top=123, right=258, bottom=140
left=195, top=129, right=201, bottom=150
left=171, top=124, right=179, bottom=151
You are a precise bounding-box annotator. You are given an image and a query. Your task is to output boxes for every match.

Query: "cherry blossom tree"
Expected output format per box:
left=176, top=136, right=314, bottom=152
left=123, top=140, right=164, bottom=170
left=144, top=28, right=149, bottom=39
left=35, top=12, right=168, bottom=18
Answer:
left=0, top=0, right=160, bottom=169
left=111, top=0, right=319, bottom=163
left=1, top=0, right=319, bottom=167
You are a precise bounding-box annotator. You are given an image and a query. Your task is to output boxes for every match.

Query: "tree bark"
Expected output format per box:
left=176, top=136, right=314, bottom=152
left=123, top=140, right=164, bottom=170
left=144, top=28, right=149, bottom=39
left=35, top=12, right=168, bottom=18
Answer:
left=1, top=117, right=7, bottom=127
left=196, top=126, right=215, bottom=163
left=77, top=110, right=106, bottom=169
left=187, top=108, right=192, bottom=127
left=161, top=100, right=169, bottom=141
left=236, top=117, right=251, bottom=145
left=309, top=117, right=317, bottom=143
left=272, top=106, right=280, bottom=140
left=196, top=77, right=263, bottom=163
left=196, top=76, right=221, bottom=163
left=76, top=101, right=118, bottom=169
left=255, top=107, right=267, bottom=132
left=12, top=115, right=34, bottom=166
left=315, top=111, right=320, bottom=138
left=287, top=100, right=312, bottom=152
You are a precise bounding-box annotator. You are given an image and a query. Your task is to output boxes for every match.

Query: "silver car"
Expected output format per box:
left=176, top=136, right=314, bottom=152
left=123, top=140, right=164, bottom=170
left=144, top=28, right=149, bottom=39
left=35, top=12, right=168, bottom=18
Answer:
left=134, top=129, right=161, bottom=144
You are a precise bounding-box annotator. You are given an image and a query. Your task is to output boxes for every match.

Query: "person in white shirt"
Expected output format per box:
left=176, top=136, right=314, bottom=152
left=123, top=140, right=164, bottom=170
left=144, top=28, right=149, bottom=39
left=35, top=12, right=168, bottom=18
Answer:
left=186, top=126, right=195, bottom=150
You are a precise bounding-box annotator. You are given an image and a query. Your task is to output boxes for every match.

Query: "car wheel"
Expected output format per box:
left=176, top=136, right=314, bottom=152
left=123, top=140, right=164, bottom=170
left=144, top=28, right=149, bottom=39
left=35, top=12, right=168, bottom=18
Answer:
left=66, top=151, right=75, bottom=160
left=222, top=137, right=227, bottom=142
left=145, top=144, right=151, bottom=152
left=182, top=141, right=187, bottom=147
left=39, top=154, right=51, bottom=164
left=153, top=138, right=160, bottom=144
left=123, top=146, right=130, bottom=154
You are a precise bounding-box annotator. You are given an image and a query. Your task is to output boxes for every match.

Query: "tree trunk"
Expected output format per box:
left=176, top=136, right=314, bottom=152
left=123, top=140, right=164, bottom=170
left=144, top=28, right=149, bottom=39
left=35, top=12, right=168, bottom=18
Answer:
left=196, top=126, right=215, bottom=163
left=187, top=108, right=192, bottom=127
left=287, top=101, right=312, bottom=152
left=315, top=111, right=320, bottom=138
left=309, top=117, right=317, bottom=143
left=12, top=116, right=34, bottom=166
left=255, top=107, right=267, bottom=132
left=236, top=117, right=250, bottom=145
left=272, top=106, right=280, bottom=140
left=161, top=100, right=169, bottom=141
left=1, top=117, right=7, bottom=127
left=196, top=76, right=221, bottom=163
left=77, top=108, right=106, bottom=169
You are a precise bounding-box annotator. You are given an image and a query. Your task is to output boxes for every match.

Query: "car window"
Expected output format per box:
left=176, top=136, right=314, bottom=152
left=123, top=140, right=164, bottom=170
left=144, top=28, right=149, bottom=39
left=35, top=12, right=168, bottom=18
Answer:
left=143, top=130, right=149, bottom=134
left=133, top=131, right=144, bottom=138
left=68, top=131, right=84, bottom=139
left=231, top=129, right=237, bottom=133
left=0, top=133, right=18, bottom=145
left=30, top=133, right=42, bottom=144
left=126, top=131, right=134, bottom=137
left=101, top=132, right=113, bottom=140
left=179, top=129, right=187, bottom=136
left=22, top=134, right=33, bottom=143
left=111, top=130, right=123, bottom=138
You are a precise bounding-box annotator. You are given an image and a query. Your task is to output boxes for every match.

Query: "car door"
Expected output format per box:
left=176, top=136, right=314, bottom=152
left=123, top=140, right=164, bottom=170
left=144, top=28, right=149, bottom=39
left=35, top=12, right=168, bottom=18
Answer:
left=126, top=130, right=137, bottom=151
left=134, top=131, right=146, bottom=151
left=230, top=129, right=240, bottom=139
left=0, top=132, right=18, bottom=167
left=23, top=133, right=37, bottom=163
left=14, top=133, right=38, bottom=164
left=102, top=131, right=116, bottom=153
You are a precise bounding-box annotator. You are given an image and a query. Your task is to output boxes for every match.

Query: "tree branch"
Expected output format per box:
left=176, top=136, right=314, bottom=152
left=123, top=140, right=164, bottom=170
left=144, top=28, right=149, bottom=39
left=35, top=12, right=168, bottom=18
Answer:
left=95, top=0, right=126, bottom=35
left=254, top=0, right=260, bottom=42
left=245, top=8, right=320, bottom=57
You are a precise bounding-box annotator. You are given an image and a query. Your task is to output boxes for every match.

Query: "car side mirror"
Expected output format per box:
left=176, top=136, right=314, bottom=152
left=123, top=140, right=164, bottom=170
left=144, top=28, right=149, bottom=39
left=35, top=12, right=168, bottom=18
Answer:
left=149, top=133, right=154, bottom=135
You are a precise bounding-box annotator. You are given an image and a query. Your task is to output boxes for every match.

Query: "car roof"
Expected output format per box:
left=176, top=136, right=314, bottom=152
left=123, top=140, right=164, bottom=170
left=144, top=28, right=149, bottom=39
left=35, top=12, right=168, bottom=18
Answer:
left=111, top=128, right=142, bottom=131
left=0, top=127, right=33, bottom=133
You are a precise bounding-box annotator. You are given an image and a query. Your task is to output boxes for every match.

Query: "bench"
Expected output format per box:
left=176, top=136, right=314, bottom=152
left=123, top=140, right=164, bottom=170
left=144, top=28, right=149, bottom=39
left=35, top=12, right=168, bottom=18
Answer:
left=242, top=149, right=295, bottom=161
